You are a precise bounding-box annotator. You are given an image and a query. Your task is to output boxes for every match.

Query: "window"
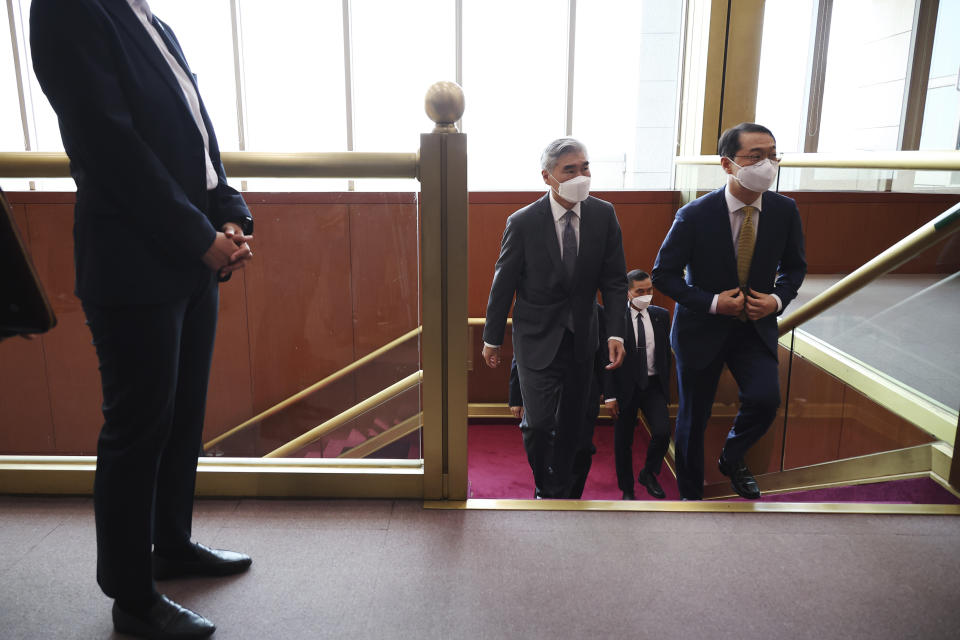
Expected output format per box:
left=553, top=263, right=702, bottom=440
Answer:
left=754, top=0, right=816, bottom=153
left=573, top=0, right=683, bottom=189
left=0, top=0, right=24, bottom=153
left=150, top=0, right=240, bottom=151
left=919, top=0, right=960, bottom=151
left=350, top=0, right=454, bottom=191
left=461, top=0, right=568, bottom=191
left=238, top=0, right=348, bottom=190
left=817, top=0, right=916, bottom=152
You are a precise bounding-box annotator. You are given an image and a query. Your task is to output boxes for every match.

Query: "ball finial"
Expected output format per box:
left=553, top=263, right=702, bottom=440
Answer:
left=425, top=81, right=465, bottom=133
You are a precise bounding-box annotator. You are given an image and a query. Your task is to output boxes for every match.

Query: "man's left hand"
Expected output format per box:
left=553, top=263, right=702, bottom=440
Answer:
left=745, top=288, right=778, bottom=320
left=605, top=339, right=625, bottom=370
left=219, top=222, right=254, bottom=277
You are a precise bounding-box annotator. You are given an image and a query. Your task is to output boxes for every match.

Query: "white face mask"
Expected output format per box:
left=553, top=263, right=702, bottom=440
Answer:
left=732, top=158, right=779, bottom=193
left=551, top=174, right=591, bottom=203
left=630, top=294, right=652, bottom=311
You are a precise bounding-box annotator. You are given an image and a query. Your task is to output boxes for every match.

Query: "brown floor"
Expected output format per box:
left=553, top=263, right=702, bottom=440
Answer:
left=1, top=496, right=959, bottom=639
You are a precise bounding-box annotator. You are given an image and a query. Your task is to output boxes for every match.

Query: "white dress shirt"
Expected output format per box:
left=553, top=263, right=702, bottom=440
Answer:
left=708, top=189, right=783, bottom=314
left=631, top=306, right=656, bottom=376
left=126, top=0, right=218, bottom=190
left=605, top=303, right=656, bottom=403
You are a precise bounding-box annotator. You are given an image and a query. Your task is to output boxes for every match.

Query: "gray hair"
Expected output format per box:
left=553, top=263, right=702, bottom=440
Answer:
left=540, top=137, right=588, bottom=171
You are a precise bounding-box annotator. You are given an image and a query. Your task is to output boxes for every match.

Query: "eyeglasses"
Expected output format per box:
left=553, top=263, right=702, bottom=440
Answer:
left=733, top=153, right=783, bottom=165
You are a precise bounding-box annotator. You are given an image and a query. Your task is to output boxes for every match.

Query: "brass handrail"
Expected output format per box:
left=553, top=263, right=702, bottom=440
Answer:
left=265, top=370, right=423, bottom=458
left=0, top=151, right=420, bottom=179
left=778, top=202, right=960, bottom=335
left=337, top=412, right=423, bottom=458
left=203, top=326, right=422, bottom=451
left=675, top=150, right=960, bottom=170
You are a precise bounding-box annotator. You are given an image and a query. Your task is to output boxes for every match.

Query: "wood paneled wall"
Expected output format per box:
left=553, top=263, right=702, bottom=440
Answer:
left=1, top=189, right=954, bottom=461
left=0, top=192, right=420, bottom=456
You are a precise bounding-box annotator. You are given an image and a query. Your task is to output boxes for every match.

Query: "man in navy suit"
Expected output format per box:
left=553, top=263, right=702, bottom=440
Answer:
left=31, top=1, right=254, bottom=637
left=482, top=138, right=627, bottom=499
left=652, top=123, right=806, bottom=500
left=603, top=270, right=672, bottom=500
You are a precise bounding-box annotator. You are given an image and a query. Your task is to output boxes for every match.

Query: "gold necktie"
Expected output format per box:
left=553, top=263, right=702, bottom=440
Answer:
left=737, top=206, right=756, bottom=321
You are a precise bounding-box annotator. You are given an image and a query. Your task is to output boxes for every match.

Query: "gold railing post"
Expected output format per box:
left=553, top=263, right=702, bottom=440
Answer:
left=420, top=82, right=468, bottom=500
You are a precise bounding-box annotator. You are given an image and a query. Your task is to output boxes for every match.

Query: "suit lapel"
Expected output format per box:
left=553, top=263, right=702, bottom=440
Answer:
left=623, top=308, right=636, bottom=351
left=651, top=309, right=665, bottom=351
left=574, top=197, right=600, bottom=284
left=101, top=0, right=193, bottom=117
left=537, top=194, right=565, bottom=280
left=715, top=187, right=739, bottom=279
left=750, top=191, right=777, bottom=281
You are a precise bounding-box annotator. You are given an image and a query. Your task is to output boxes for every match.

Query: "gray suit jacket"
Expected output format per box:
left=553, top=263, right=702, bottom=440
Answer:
left=483, top=193, right=627, bottom=370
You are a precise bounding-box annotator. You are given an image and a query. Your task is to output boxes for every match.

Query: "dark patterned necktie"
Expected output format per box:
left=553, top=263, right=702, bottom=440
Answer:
left=562, top=210, right=577, bottom=279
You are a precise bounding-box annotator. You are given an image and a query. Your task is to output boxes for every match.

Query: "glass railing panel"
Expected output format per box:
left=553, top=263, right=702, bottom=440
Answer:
left=264, top=382, right=422, bottom=460
left=206, top=336, right=421, bottom=458
left=777, top=268, right=958, bottom=473
left=791, top=271, right=959, bottom=413
left=780, top=337, right=938, bottom=472
left=776, top=165, right=960, bottom=193
left=204, top=191, right=422, bottom=459
left=673, top=161, right=726, bottom=197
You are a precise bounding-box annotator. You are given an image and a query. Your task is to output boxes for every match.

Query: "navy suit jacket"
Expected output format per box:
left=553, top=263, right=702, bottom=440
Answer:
left=652, top=187, right=806, bottom=369
left=603, top=305, right=671, bottom=405
left=30, top=0, right=252, bottom=305
left=483, top=193, right=627, bottom=370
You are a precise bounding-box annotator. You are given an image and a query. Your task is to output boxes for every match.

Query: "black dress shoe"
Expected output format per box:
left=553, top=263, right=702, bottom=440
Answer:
left=718, top=455, right=761, bottom=500
left=621, top=490, right=636, bottom=500
left=113, top=595, right=215, bottom=639
left=637, top=469, right=666, bottom=499
left=154, top=542, right=252, bottom=580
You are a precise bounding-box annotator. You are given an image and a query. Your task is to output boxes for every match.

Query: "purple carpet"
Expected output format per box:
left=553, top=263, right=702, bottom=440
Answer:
left=467, top=423, right=960, bottom=504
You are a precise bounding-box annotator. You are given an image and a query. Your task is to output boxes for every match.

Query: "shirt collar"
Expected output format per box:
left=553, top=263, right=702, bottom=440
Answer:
left=724, top=187, right=762, bottom=215
left=548, top=190, right=582, bottom=222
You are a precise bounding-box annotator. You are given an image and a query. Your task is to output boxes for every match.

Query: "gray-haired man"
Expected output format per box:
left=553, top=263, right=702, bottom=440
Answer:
left=482, top=138, right=628, bottom=498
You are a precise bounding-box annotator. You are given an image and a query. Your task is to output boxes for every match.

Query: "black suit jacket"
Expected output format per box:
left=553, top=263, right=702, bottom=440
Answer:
left=652, top=187, right=806, bottom=369
left=483, top=193, right=627, bottom=370
left=603, top=305, right=671, bottom=405
left=30, top=0, right=252, bottom=305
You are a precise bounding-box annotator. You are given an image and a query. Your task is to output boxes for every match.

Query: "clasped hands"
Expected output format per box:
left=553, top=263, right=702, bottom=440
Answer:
left=202, top=222, right=253, bottom=279
left=717, top=287, right=777, bottom=320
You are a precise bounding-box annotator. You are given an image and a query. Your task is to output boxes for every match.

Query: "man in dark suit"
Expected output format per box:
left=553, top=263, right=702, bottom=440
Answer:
left=652, top=123, right=806, bottom=500
left=31, top=1, right=254, bottom=637
left=483, top=138, right=627, bottom=499
left=603, top=270, right=672, bottom=500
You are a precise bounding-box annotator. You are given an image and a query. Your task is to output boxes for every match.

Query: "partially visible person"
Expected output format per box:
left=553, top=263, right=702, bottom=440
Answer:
left=0, top=188, right=56, bottom=341
left=603, top=270, right=672, bottom=500
left=482, top=137, right=627, bottom=499
left=508, top=355, right=524, bottom=422
left=31, top=1, right=255, bottom=638
left=652, top=122, right=806, bottom=500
